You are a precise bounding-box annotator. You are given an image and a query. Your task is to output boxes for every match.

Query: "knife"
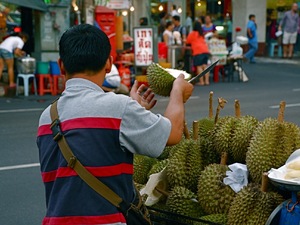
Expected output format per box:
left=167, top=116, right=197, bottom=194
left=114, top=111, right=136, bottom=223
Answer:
left=188, top=60, right=219, bottom=84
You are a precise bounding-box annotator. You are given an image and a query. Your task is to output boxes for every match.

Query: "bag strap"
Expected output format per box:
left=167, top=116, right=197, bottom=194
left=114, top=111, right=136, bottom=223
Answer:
left=49, top=99, right=123, bottom=208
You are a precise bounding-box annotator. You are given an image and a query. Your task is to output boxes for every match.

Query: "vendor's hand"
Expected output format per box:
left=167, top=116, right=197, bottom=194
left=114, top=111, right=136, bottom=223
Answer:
left=171, top=74, right=194, bottom=103
left=130, top=80, right=157, bottom=110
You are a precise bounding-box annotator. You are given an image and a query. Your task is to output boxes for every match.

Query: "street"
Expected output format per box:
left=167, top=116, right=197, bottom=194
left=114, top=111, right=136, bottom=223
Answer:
left=0, top=59, right=300, bottom=225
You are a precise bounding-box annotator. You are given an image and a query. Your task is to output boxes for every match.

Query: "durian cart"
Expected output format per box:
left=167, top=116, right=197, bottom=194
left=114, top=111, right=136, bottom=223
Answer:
left=266, top=150, right=300, bottom=225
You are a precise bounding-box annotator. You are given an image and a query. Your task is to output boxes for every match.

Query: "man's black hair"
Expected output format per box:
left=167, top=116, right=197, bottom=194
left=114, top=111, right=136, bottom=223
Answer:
left=59, top=24, right=111, bottom=76
left=249, top=14, right=255, bottom=20
left=173, top=15, right=180, bottom=22
left=172, top=4, right=176, bottom=10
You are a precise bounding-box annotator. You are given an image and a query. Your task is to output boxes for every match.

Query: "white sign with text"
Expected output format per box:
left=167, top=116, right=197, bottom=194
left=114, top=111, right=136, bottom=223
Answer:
left=134, top=27, right=154, bottom=66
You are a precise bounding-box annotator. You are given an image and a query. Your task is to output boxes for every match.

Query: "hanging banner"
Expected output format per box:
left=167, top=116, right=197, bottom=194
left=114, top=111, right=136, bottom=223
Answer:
left=133, top=27, right=154, bottom=66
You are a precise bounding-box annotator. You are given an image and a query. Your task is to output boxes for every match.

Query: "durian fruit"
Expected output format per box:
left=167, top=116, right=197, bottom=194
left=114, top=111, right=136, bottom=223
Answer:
left=212, top=115, right=237, bottom=159
left=198, top=92, right=220, bottom=166
left=284, top=169, right=300, bottom=180
left=246, top=101, right=300, bottom=183
left=134, top=182, right=145, bottom=191
left=167, top=121, right=203, bottom=192
left=198, top=95, right=228, bottom=167
left=227, top=173, right=284, bottom=225
left=166, top=186, right=205, bottom=218
left=287, top=158, right=300, bottom=170
left=195, top=214, right=227, bottom=225
left=133, top=155, right=157, bottom=184
left=230, top=100, right=259, bottom=163
left=197, top=152, right=236, bottom=215
left=147, top=63, right=191, bottom=96
left=148, top=159, right=169, bottom=178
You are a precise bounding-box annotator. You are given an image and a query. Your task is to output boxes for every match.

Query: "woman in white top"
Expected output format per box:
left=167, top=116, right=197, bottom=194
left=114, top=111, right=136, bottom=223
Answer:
left=0, top=32, right=28, bottom=87
left=163, top=21, right=175, bottom=46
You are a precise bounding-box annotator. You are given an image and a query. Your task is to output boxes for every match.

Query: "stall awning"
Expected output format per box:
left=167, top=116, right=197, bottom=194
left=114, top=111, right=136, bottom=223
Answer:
left=1, top=0, right=48, bottom=11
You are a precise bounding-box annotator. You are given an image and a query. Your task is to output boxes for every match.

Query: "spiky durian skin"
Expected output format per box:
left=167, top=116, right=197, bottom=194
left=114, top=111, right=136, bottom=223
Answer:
left=198, top=118, right=215, bottom=139
left=230, top=116, right=259, bottom=163
left=167, top=141, right=188, bottom=188
left=157, top=145, right=175, bottom=160
left=227, top=184, right=283, bottom=225
left=166, top=186, right=204, bottom=218
left=246, top=118, right=300, bottom=183
left=197, top=118, right=220, bottom=166
left=212, top=116, right=237, bottom=157
left=147, top=63, right=176, bottom=96
left=167, top=139, right=203, bottom=192
left=133, top=155, right=156, bottom=184
left=134, top=182, right=145, bottom=192
left=148, top=159, right=169, bottom=177
left=197, top=164, right=236, bottom=214
left=195, top=214, right=227, bottom=225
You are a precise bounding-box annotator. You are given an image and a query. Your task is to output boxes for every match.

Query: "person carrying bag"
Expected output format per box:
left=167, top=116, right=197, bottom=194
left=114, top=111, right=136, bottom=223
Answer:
left=50, top=99, right=152, bottom=225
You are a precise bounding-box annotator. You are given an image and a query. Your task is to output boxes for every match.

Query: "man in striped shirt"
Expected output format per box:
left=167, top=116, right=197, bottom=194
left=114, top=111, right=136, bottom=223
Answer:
left=37, top=24, right=193, bottom=225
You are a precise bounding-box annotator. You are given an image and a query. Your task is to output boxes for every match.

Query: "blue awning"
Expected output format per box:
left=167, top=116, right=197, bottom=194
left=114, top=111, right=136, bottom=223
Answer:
left=1, top=0, right=48, bottom=11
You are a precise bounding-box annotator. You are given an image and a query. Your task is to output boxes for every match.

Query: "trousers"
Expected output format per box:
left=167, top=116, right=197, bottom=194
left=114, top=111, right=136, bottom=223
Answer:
left=245, top=41, right=258, bottom=62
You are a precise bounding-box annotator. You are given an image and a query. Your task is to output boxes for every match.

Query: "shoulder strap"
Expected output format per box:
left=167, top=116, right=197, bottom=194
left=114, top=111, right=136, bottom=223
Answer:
left=49, top=100, right=123, bottom=208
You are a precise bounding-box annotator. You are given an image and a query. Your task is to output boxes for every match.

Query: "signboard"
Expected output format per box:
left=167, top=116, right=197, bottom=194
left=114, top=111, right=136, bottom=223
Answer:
left=95, top=0, right=130, bottom=9
left=133, top=27, right=154, bottom=67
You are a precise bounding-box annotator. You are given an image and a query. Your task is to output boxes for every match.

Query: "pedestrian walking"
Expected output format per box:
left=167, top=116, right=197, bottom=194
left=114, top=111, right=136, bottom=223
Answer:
left=244, top=14, right=258, bottom=63
left=37, top=24, right=193, bottom=225
left=279, top=3, right=299, bottom=59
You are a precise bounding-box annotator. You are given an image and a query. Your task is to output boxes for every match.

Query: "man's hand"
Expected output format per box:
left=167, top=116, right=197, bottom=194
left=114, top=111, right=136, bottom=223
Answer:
left=130, top=80, right=157, bottom=110
left=171, top=74, right=194, bottom=103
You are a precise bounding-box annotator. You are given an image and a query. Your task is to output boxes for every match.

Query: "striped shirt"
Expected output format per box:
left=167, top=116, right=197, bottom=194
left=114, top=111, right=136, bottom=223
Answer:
left=37, top=78, right=171, bottom=225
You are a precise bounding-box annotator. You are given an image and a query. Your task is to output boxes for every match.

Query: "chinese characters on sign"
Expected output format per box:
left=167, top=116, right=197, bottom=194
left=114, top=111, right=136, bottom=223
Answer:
left=134, top=27, right=154, bottom=66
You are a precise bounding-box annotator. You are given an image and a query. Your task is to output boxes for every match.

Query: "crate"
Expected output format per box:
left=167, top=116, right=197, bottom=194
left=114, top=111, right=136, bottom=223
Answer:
left=148, top=207, right=225, bottom=225
left=135, top=75, right=149, bottom=87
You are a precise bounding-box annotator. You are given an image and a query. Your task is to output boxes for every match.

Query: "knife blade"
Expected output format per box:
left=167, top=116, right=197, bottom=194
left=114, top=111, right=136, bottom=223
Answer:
left=188, top=60, right=219, bottom=84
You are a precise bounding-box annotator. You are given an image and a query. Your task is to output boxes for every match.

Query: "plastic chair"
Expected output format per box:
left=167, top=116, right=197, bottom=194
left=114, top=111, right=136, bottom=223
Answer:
left=37, top=74, right=53, bottom=96
left=16, top=74, right=37, bottom=97
left=49, top=61, right=65, bottom=95
left=52, top=75, right=65, bottom=95
left=269, top=42, right=282, bottom=57
left=213, top=65, right=225, bottom=82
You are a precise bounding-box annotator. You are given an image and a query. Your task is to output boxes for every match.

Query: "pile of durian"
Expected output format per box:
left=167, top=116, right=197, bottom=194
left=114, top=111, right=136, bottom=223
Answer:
left=133, top=91, right=300, bottom=225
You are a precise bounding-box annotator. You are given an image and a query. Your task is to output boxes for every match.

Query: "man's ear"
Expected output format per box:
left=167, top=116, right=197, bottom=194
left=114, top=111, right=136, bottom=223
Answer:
left=58, top=58, right=66, bottom=75
left=105, top=56, right=113, bottom=74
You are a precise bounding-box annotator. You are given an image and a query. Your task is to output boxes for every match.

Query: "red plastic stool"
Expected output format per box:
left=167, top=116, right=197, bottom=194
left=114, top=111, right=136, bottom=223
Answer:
left=213, top=65, right=225, bottom=82
left=52, top=75, right=65, bottom=95
left=37, top=74, right=53, bottom=96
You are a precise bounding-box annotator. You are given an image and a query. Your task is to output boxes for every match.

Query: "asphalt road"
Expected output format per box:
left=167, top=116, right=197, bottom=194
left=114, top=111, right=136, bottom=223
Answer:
left=0, top=59, right=299, bottom=225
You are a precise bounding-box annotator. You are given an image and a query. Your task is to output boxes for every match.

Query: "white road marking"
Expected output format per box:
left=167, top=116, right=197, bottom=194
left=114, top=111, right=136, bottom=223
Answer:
left=0, top=108, right=44, bottom=113
left=293, top=88, right=300, bottom=92
left=269, top=103, right=300, bottom=109
left=158, top=96, right=200, bottom=102
left=0, top=163, right=40, bottom=171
